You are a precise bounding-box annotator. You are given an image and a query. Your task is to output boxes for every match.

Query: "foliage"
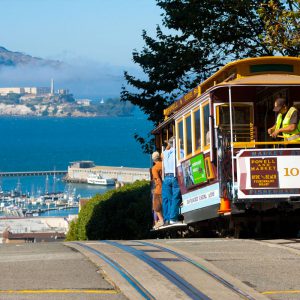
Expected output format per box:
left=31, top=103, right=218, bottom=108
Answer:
left=258, top=0, right=300, bottom=55
left=41, top=108, right=49, bottom=116
left=59, top=94, right=75, bottom=103
left=0, top=93, right=21, bottom=104
left=121, top=0, right=277, bottom=152
left=66, top=180, right=152, bottom=241
left=65, top=219, right=78, bottom=241
left=94, top=98, right=134, bottom=116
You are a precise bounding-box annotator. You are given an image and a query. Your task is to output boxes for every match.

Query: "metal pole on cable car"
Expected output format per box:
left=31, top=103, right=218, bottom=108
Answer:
left=228, top=86, right=235, bottom=200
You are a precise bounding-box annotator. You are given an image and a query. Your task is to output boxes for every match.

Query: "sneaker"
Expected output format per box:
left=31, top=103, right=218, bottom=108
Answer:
left=154, top=220, right=164, bottom=229
left=169, top=220, right=182, bottom=225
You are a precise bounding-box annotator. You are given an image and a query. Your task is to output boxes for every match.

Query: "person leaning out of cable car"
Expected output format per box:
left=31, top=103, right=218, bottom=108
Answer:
left=267, top=98, right=300, bottom=145
left=162, top=137, right=182, bottom=226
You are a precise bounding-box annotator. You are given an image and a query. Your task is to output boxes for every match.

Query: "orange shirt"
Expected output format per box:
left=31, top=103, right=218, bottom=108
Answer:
left=152, top=161, right=162, bottom=195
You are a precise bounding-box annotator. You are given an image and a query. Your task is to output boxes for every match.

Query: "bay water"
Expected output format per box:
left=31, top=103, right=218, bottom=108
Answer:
left=0, top=113, right=152, bottom=215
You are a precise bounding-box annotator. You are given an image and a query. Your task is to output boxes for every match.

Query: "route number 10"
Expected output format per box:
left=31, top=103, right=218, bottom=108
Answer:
left=284, top=168, right=300, bottom=176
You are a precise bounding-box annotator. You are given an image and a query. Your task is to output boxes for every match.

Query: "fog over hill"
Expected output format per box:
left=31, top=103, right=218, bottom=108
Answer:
left=0, top=46, right=128, bottom=98
left=0, top=46, right=61, bottom=67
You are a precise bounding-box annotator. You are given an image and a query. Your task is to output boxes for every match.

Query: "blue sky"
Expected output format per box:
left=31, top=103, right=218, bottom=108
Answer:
left=0, top=0, right=163, bottom=97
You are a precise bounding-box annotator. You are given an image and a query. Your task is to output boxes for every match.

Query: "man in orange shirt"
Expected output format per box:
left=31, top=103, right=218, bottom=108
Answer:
left=151, top=151, right=164, bottom=229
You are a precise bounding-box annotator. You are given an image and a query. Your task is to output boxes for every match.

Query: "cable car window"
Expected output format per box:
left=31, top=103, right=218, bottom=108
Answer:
left=219, top=105, right=251, bottom=125
left=217, top=104, right=253, bottom=143
left=193, top=109, right=201, bottom=151
left=185, top=115, right=192, bottom=155
left=162, top=127, right=168, bottom=147
left=203, top=103, right=210, bottom=147
left=177, top=120, right=184, bottom=160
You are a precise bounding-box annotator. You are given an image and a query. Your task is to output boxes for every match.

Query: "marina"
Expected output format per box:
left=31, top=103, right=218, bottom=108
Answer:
left=0, top=161, right=150, bottom=218
left=0, top=188, right=80, bottom=218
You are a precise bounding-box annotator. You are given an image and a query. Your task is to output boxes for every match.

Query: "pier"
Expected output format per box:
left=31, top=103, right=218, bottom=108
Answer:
left=0, top=170, right=67, bottom=177
left=66, top=161, right=150, bottom=183
left=0, top=162, right=150, bottom=183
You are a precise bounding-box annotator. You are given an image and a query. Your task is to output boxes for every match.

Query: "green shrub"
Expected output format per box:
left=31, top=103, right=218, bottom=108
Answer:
left=65, top=219, right=78, bottom=241
left=67, top=180, right=152, bottom=240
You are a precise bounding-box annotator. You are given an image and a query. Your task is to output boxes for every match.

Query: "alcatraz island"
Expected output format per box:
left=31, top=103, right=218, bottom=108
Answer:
left=0, top=80, right=133, bottom=117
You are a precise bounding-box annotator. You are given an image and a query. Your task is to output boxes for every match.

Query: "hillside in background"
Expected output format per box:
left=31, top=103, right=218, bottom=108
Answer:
left=0, top=46, right=61, bottom=68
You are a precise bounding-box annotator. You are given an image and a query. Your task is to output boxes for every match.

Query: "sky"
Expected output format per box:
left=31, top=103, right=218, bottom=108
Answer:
left=0, top=0, right=164, bottom=98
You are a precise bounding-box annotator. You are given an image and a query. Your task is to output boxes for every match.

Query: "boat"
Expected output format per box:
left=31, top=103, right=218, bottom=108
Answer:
left=87, top=174, right=115, bottom=186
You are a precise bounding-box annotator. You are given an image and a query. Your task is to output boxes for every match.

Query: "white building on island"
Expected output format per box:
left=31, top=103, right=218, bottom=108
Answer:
left=0, top=86, right=51, bottom=96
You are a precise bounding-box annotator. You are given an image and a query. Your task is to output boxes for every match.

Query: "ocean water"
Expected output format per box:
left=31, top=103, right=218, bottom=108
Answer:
left=0, top=113, right=152, bottom=198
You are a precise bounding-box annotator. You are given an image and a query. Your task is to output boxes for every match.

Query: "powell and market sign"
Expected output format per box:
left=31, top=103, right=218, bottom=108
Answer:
left=237, top=149, right=300, bottom=198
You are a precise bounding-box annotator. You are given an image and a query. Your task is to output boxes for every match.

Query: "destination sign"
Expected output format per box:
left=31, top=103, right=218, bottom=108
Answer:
left=236, top=149, right=300, bottom=199
left=250, top=158, right=278, bottom=188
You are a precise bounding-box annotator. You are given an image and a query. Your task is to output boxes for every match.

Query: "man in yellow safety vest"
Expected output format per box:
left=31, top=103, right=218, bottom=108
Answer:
left=268, top=98, right=300, bottom=143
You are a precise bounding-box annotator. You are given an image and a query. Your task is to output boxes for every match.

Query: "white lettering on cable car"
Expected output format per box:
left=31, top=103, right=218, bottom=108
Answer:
left=181, top=183, right=219, bottom=213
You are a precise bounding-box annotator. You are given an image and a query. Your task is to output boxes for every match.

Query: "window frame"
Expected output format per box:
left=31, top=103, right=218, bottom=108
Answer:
left=176, top=118, right=184, bottom=162
left=201, top=101, right=210, bottom=151
left=192, top=107, right=201, bottom=153
left=184, top=113, right=193, bottom=159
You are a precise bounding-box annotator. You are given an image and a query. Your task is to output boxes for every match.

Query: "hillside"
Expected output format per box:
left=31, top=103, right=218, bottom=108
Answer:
left=0, top=46, right=61, bottom=67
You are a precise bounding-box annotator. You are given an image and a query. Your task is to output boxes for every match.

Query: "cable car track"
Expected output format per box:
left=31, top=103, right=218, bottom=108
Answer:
left=72, top=240, right=264, bottom=300
left=103, top=240, right=212, bottom=300
left=74, top=242, right=155, bottom=300
left=134, top=240, right=256, bottom=300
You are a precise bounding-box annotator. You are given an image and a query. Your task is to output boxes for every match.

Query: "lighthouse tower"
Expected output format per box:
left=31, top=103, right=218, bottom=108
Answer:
left=50, top=78, right=54, bottom=95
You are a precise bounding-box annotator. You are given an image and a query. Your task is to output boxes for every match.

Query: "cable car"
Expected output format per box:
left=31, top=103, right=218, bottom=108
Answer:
left=152, top=57, right=300, bottom=237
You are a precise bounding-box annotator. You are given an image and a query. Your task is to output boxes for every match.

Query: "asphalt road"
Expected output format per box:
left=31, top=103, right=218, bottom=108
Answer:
left=0, top=242, right=127, bottom=300
left=150, top=238, right=300, bottom=300
left=0, top=239, right=299, bottom=300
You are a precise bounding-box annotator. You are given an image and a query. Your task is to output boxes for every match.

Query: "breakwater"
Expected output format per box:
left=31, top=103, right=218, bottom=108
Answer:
left=0, top=170, right=67, bottom=177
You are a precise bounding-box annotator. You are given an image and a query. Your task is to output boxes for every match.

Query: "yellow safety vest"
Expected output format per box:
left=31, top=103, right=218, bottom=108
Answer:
left=275, top=107, right=300, bottom=142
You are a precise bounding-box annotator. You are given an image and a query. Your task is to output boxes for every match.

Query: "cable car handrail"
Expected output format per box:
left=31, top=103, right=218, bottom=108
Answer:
left=233, top=140, right=300, bottom=148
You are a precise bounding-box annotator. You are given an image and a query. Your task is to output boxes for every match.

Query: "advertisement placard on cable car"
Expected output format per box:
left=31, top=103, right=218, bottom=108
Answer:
left=181, top=182, right=220, bottom=213
left=237, top=149, right=300, bottom=198
left=178, top=153, right=207, bottom=191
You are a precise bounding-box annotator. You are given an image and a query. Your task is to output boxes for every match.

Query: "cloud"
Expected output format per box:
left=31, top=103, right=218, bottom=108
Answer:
left=0, top=59, right=135, bottom=99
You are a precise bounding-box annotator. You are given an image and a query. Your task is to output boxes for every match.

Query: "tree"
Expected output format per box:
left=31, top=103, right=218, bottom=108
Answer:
left=121, top=0, right=274, bottom=152
left=258, top=0, right=300, bottom=55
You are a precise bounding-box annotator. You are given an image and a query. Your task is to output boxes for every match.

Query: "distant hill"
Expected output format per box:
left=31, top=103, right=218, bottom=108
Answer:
left=0, top=46, right=61, bottom=68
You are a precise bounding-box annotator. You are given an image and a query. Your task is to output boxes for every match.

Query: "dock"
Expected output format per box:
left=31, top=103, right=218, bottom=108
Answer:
left=0, top=170, right=67, bottom=177
left=65, top=161, right=150, bottom=183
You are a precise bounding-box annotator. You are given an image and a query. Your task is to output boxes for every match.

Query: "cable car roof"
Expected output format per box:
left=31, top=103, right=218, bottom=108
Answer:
left=163, top=56, right=300, bottom=117
left=218, top=73, right=300, bottom=86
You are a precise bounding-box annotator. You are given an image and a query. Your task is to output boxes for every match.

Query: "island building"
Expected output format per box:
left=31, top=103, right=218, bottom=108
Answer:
left=0, top=86, right=51, bottom=96
left=76, top=99, right=91, bottom=106
left=66, top=161, right=150, bottom=184
left=0, top=79, right=69, bottom=97
left=58, top=89, right=69, bottom=95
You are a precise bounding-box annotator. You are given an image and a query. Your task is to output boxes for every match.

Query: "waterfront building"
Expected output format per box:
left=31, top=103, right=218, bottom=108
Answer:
left=66, top=161, right=150, bottom=183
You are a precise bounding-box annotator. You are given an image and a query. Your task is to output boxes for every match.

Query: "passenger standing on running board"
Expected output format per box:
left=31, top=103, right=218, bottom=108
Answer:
left=151, top=151, right=164, bottom=229
left=162, top=137, right=182, bottom=226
